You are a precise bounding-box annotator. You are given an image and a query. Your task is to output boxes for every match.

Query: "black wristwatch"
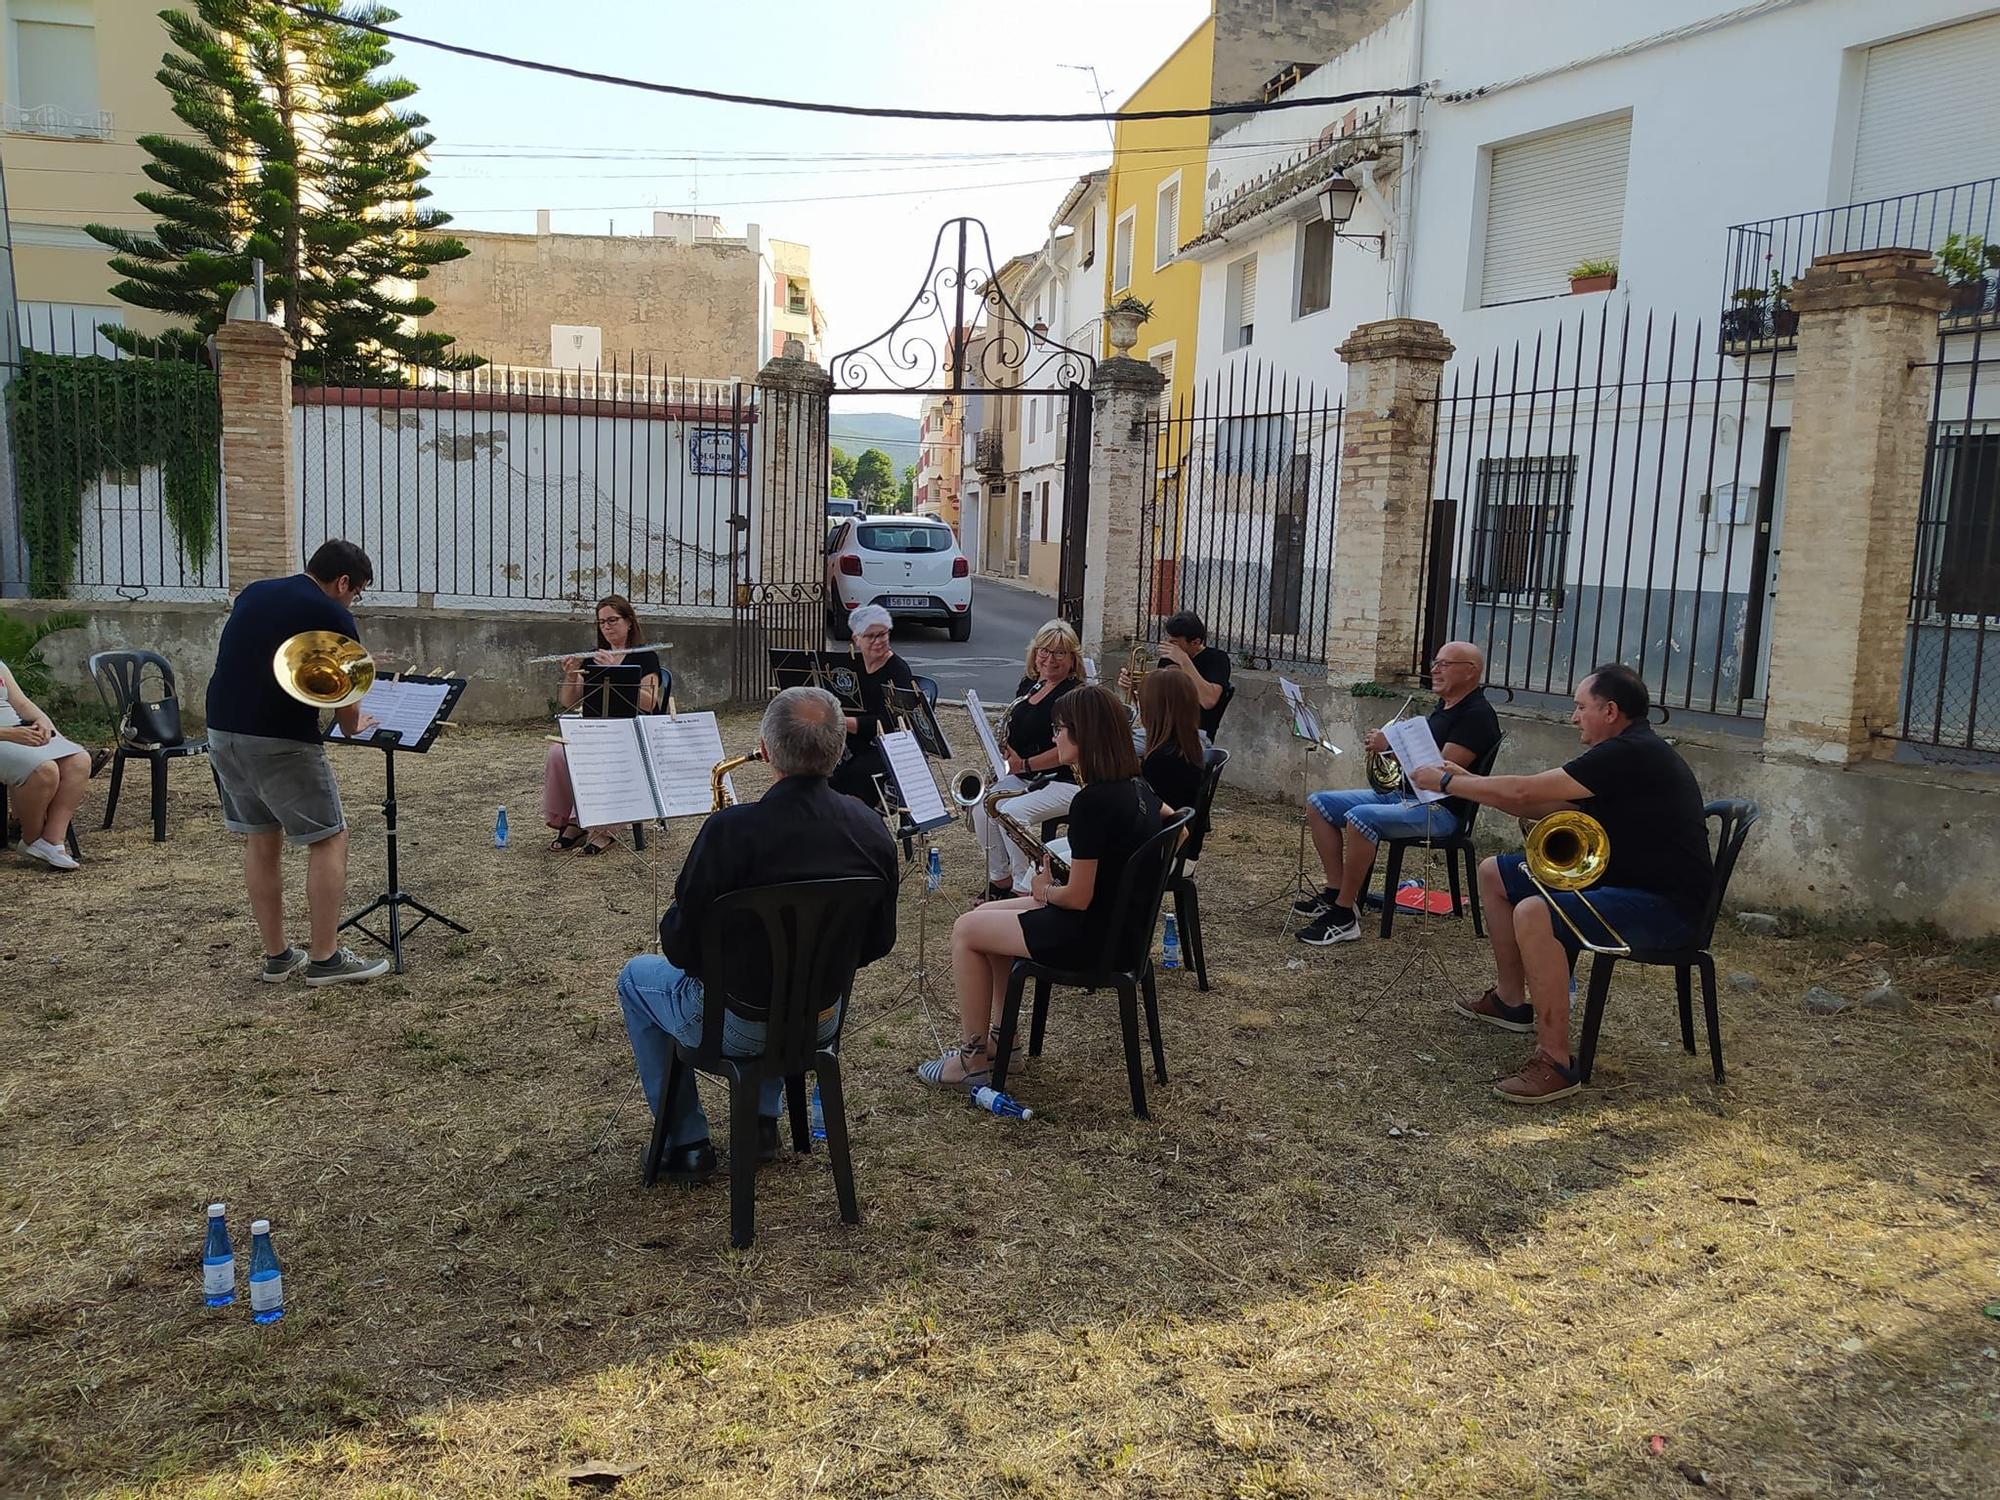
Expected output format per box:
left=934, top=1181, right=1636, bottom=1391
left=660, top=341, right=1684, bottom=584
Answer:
left=1438, top=770, right=1455, bottom=793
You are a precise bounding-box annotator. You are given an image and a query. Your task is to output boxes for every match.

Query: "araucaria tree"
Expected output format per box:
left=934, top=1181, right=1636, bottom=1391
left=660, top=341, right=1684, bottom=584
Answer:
left=85, top=0, right=472, bottom=382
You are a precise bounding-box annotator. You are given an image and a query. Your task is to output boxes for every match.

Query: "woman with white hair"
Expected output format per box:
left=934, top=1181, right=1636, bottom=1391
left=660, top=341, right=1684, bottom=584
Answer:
left=967, top=618, right=1085, bottom=902
left=827, top=603, right=916, bottom=811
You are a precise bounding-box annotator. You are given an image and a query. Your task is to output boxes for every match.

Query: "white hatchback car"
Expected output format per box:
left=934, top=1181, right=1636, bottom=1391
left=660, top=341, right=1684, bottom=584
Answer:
left=825, top=514, right=973, bottom=640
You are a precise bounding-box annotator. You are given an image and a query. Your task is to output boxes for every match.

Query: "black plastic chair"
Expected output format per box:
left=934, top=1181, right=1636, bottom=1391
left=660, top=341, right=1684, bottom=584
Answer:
left=991, top=808, right=1195, bottom=1118
left=1166, top=746, right=1230, bottom=992
left=641, top=876, right=885, bottom=1249
left=89, top=650, right=207, bottom=843
left=1575, top=799, right=1761, bottom=1086
left=1374, top=734, right=1505, bottom=939
left=0, top=782, right=82, bottom=858
left=1208, top=679, right=1237, bottom=737
left=912, top=673, right=939, bottom=708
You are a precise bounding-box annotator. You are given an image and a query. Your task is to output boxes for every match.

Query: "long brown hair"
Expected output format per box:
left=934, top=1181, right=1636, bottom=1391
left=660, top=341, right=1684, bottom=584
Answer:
left=1139, top=667, right=1202, bottom=766
left=1052, top=683, right=1142, bottom=786
left=594, top=594, right=641, bottom=651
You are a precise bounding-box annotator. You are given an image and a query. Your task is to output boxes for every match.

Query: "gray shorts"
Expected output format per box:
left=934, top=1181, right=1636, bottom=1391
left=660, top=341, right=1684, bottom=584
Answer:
left=209, top=729, right=345, bottom=846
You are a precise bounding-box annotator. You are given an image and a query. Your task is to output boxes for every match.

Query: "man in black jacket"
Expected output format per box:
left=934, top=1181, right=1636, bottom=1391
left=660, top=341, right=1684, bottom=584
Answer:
left=616, top=686, right=899, bottom=1183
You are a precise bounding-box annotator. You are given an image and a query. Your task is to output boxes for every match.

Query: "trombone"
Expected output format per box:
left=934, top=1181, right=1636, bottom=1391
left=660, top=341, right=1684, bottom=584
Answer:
left=1521, top=810, right=1630, bottom=955
left=274, top=631, right=374, bottom=708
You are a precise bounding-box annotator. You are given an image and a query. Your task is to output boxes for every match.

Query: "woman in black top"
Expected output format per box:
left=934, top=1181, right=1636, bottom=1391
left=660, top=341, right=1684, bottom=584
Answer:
left=828, top=604, right=916, bottom=810
left=544, top=594, right=663, bottom=855
left=919, top=684, right=1162, bottom=1090
left=967, top=619, right=1084, bottom=900
left=1137, top=667, right=1204, bottom=818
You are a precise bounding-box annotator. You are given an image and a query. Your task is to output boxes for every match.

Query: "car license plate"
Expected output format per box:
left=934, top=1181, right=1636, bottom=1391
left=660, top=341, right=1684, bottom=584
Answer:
left=885, top=595, right=928, bottom=608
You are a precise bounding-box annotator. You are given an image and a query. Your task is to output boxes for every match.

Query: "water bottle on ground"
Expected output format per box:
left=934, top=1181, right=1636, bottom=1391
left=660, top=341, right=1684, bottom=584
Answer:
left=925, top=845, right=941, bottom=894
left=494, top=805, right=509, bottom=849
left=201, top=1203, right=235, bottom=1307
left=1161, top=913, right=1181, bottom=970
left=247, top=1219, right=284, bottom=1324
left=971, top=1086, right=1034, bottom=1121
left=809, top=1082, right=827, bottom=1142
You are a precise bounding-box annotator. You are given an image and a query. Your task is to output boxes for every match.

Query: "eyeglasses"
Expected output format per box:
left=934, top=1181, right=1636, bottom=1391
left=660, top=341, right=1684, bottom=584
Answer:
left=1036, top=646, right=1073, bottom=658
left=859, top=629, right=890, bottom=642
left=1430, top=657, right=1475, bottom=671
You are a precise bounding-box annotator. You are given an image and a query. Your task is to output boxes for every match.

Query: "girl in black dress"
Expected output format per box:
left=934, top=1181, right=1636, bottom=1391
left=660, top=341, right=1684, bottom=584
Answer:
left=919, top=684, right=1162, bottom=1089
left=1137, top=667, right=1204, bottom=818
left=544, top=594, right=663, bottom=856
left=968, top=618, right=1084, bottom=901
left=827, top=604, right=916, bottom=810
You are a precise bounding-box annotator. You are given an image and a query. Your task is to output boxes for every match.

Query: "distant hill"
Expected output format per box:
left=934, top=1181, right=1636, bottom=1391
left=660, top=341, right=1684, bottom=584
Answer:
left=830, top=411, right=921, bottom=469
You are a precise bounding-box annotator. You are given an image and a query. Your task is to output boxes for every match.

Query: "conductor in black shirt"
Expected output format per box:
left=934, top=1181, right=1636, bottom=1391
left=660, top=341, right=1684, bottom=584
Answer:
left=616, top=687, right=899, bottom=1184
left=1408, top=664, right=1712, bottom=1106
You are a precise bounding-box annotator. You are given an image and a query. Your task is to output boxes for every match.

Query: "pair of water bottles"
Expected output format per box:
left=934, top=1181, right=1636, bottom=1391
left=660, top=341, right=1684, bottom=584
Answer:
left=201, top=1204, right=284, bottom=1323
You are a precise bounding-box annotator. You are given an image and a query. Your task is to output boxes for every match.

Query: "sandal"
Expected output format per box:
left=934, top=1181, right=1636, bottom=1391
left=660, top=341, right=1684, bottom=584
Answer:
left=548, top=826, right=585, bottom=852
left=973, top=881, right=1015, bottom=906
left=916, top=1037, right=990, bottom=1090
left=579, top=834, right=617, bottom=857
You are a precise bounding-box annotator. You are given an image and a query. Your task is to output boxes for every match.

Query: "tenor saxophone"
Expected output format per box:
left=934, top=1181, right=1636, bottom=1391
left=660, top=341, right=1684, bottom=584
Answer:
left=710, top=749, right=764, bottom=810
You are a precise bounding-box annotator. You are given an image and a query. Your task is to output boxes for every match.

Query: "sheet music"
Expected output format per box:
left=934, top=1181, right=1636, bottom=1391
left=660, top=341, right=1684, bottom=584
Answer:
left=880, top=729, right=950, bottom=827
left=638, top=711, right=732, bottom=818
left=560, top=719, right=662, bottom=826
left=1278, top=675, right=1332, bottom=750
left=1381, top=714, right=1447, bottom=803
left=328, top=679, right=453, bottom=745
left=963, top=690, right=1007, bottom=778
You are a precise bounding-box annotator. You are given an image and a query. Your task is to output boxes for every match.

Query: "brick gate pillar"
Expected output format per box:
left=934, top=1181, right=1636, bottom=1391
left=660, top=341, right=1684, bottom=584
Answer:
left=1081, top=355, right=1164, bottom=666
left=1325, top=318, right=1454, bottom=686
left=751, top=339, right=832, bottom=600
left=1764, top=249, right=1950, bottom=762
left=213, top=319, right=297, bottom=588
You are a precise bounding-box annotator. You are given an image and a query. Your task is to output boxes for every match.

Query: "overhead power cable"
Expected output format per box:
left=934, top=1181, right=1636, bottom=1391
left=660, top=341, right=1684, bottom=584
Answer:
left=273, top=0, right=1420, bottom=125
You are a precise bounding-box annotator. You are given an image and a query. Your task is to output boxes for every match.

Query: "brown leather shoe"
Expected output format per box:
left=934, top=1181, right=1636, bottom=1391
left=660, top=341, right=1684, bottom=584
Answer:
left=1494, top=1051, right=1582, bottom=1105
left=1456, top=987, right=1535, bottom=1033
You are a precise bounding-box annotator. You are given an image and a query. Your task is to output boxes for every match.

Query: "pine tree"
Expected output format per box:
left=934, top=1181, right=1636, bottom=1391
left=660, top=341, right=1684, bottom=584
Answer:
left=85, top=0, right=472, bottom=380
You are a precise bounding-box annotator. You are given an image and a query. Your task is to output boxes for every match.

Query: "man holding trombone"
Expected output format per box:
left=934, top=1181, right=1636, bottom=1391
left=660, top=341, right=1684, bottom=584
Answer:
left=1407, top=663, right=1711, bottom=1105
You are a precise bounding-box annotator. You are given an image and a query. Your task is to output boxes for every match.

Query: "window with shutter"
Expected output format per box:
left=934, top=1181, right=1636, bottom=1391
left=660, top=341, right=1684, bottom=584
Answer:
left=1479, top=114, right=1631, bottom=307
left=1225, top=255, right=1257, bottom=352
left=1150, top=347, right=1176, bottom=423
left=11, top=17, right=98, bottom=122
left=1112, top=210, right=1136, bottom=293
left=1851, top=16, right=2000, bottom=204
left=1296, top=220, right=1333, bottom=318
left=1155, top=174, right=1182, bottom=269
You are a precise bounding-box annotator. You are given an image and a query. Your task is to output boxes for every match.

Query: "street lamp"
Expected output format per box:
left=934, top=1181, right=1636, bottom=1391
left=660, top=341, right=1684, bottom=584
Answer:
left=1315, top=174, right=1384, bottom=255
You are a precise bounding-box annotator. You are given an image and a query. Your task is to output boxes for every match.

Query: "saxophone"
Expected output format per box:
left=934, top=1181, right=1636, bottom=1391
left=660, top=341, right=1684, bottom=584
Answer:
left=951, top=770, right=1070, bottom=881
left=710, top=749, right=764, bottom=810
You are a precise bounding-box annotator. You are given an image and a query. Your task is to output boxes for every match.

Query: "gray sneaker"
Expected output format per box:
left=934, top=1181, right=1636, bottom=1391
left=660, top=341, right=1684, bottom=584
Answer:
left=261, top=946, right=309, bottom=983
left=303, top=946, right=391, bottom=986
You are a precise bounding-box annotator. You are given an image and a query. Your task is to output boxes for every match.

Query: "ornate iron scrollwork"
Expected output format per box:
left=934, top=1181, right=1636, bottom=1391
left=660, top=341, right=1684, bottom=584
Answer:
left=830, top=218, right=1097, bottom=396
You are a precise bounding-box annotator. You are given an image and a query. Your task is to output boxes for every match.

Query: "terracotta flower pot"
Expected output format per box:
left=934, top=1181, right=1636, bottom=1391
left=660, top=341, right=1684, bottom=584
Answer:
left=1569, top=273, right=1617, bottom=295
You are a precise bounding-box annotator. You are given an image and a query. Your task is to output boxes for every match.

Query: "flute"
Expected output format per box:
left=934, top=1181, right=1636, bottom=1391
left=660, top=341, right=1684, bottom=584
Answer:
left=527, top=643, right=675, bottom=664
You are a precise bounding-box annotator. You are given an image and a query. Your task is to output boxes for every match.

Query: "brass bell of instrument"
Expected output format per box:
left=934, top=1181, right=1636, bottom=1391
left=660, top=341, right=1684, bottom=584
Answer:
left=274, top=631, right=375, bottom=709
left=1521, top=809, right=1628, bottom=954
left=1364, top=748, right=1403, bottom=794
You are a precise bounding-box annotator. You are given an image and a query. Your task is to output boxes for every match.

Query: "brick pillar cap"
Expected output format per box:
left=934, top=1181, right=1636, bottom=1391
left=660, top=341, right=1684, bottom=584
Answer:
left=212, top=320, right=294, bottom=356
left=1092, top=355, right=1164, bottom=395
left=757, top=354, right=832, bottom=393
left=1337, top=317, right=1454, bottom=365
left=1791, top=248, right=1952, bottom=315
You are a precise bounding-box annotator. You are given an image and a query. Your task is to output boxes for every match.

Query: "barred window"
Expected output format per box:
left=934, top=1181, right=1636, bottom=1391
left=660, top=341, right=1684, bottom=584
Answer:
left=1468, top=456, right=1576, bottom=604
left=1919, top=427, right=2000, bottom=619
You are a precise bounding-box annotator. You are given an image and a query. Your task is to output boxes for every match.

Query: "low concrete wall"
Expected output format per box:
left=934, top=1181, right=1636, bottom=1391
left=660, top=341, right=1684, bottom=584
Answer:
left=1211, top=669, right=2000, bottom=936
left=12, top=599, right=741, bottom=724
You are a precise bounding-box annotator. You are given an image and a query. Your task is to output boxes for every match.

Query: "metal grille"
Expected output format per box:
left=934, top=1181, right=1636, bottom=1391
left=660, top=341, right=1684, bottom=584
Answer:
left=1136, top=361, right=1343, bottom=670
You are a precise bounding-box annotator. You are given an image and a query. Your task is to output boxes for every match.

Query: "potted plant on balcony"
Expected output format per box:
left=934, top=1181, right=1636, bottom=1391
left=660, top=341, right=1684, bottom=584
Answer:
left=1937, top=233, right=1992, bottom=316
left=1104, top=294, right=1154, bottom=354
left=1567, top=258, right=1618, bottom=295
left=1769, top=272, right=1799, bottom=338
left=1721, top=285, right=1769, bottom=343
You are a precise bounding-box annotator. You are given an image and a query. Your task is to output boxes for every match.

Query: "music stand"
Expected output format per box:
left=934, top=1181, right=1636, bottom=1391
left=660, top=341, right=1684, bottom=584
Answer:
left=325, top=674, right=468, bottom=973
left=875, top=730, right=956, bottom=1027
left=769, top=648, right=863, bottom=709
left=886, top=684, right=953, bottom=762
left=1244, top=680, right=1341, bottom=933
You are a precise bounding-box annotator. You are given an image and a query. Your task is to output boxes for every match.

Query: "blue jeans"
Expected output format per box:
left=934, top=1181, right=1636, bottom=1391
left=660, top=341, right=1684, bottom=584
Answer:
left=616, top=955, right=839, bottom=1148
left=1308, top=787, right=1462, bottom=844
left=1494, top=854, right=1697, bottom=955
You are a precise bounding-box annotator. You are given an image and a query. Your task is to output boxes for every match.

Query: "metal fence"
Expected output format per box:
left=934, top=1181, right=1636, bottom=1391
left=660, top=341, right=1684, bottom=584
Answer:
left=294, top=355, right=758, bottom=611
left=1136, top=361, right=1343, bottom=670
left=1902, top=323, right=2000, bottom=758
left=1, top=305, right=225, bottom=600
left=1416, top=305, right=1784, bottom=718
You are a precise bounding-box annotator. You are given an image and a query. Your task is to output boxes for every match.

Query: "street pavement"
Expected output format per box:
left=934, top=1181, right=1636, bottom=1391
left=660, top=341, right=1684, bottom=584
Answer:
left=831, top=574, right=1056, bottom=704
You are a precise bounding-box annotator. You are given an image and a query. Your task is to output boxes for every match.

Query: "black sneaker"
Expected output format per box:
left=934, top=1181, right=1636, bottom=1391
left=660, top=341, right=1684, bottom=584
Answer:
left=1297, top=908, right=1362, bottom=946
left=1290, top=886, right=1339, bottom=918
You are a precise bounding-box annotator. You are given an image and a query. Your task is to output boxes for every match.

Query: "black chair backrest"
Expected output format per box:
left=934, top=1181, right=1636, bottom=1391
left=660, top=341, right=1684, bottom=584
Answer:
left=89, top=649, right=184, bottom=745
left=1090, top=807, right=1196, bottom=973
left=694, top=877, right=887, bottom=1075
left=912, top=674, right=939, bottom=708
left=1692, top=798, right=1760, bottom=947
left=1454, top=733, right=1505, bottom=835
left=1210, top=680, right=1237, bottom=734
left=1179, top=745, right=1230, bottom=863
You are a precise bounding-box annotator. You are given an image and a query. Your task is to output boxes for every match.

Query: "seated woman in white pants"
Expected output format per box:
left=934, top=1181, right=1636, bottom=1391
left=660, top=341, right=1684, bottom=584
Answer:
left=969, top=618, right=1085, bottom=902
left=0, top=658, right=90, bottom=870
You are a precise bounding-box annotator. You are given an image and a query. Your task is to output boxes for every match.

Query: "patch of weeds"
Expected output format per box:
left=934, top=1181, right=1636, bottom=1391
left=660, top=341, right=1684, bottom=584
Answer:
left=398, top=1028, right=441, bottom=1053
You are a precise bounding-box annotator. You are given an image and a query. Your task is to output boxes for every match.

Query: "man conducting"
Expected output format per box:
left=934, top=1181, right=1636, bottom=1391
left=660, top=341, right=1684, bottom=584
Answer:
left=617, top=686, right=899, bottom=1185
left=208, top=538, right=388, bottom=986
left=1409, top=663, right=1713, bottom=1105
left=1294, top=641, right=1501, bottom=945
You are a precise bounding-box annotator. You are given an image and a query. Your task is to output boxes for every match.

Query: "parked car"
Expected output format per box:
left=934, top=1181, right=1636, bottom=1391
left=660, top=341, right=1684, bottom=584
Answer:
left=825, top=514, right=972, bottom=640
left=826, top=497, right=859, bottom=523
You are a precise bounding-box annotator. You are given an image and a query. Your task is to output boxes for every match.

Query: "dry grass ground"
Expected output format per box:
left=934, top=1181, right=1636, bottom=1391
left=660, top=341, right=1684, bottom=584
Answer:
left=2, top=714, right=1997, bottom=1499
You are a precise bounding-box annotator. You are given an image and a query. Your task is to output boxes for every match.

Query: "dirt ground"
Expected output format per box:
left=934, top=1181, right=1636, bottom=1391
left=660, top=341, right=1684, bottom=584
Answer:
left=2, top=714, right=1997, bottom=1499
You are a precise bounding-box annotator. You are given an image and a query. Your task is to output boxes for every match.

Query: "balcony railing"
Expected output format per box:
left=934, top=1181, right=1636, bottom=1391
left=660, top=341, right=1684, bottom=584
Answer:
left=4, top=104, right=114, bottom=140
left=974, top=429, right=1004, bottom=474
left=442, top=366, right=743, bottom=406
left=1720, top=175, right=2000, bottom=349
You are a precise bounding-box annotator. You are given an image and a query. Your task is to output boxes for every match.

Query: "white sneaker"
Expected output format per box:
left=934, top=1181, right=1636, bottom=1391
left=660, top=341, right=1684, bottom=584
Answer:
left=25, top=839, right=79, bottom=872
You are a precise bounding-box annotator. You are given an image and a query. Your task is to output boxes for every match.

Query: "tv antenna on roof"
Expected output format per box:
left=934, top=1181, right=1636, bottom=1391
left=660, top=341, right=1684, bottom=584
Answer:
left=1057, top=64, right=1114, bottom=146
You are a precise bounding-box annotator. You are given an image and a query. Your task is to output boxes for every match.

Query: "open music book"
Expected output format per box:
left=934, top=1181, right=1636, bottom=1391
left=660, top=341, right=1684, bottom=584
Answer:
left=1381, top=714, right=1448, bottom=804
left=879, top=728, right=953, bottom=833
left=962, top=689, right=1008, bottom=779
left=326, top=677, right=462, bottom=753
left=560, top=711, right=731, bottom=825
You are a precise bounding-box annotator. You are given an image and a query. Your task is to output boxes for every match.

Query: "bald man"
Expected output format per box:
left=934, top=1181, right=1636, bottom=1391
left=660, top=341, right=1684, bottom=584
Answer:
left=1295, top=642, right=1502, bottom=945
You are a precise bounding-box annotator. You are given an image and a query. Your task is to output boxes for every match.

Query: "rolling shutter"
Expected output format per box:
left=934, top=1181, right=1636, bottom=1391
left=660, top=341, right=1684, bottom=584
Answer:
left=1480, top=114, right=1631, bottom=307
left=1851, top=16, right=2000, bottom=203
left=1156, top=178, right=1181, bottom=267
left=1240, top=257, right=1258, bottom=325
left=1151, top=349, right=1174, bottom=422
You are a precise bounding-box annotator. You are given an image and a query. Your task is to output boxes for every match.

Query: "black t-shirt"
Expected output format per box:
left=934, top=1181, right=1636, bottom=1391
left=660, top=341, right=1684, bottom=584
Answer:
left=1182, top=646, right=1232, bottom=738
left=846, top=652, right=917, bottom=754
left=1142, top=743, right=1203, bottom=815
left=1561, top=722, right=1713, bottom=919
left=1427, top=687, right=1502, bottom=822
left=207, top=574, right=360, bottom=742
left=577, top=650, right=663, bottom=719
left=1020, top=775, right=1161, bottom=966
left=1003, top=675, right=1080, bottom=784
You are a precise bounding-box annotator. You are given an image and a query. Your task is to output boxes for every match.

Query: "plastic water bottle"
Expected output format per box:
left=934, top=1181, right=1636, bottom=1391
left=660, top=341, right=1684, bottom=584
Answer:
left=809, top=1082, right=827, bottom=1142
left=1161, top=913, right=1181, bottom=970
left=925, top=845, right=941, bottom=894
left=201, top=1203, right=235, bottom=1307
left=494, top=805, right=509, bottom=850
left=247, top=1219, right=284, bottom=1324
left=971, top=1086, right=1034, bottom=1121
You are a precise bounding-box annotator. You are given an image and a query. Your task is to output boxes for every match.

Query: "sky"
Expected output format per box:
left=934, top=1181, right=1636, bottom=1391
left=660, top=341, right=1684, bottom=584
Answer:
left=395, top=0, right=1212, bottom=417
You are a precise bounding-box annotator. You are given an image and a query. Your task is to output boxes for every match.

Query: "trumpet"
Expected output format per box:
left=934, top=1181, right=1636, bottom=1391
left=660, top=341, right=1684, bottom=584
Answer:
left=1522, top=810, right=1630, bottom=955
left=951, top=769, right=1069, bottom=882
left=274, top=631, right=374, bottom=709
left=710, top=749, right=763, bottom=810
left=528, top=642, right=675, bottom=664
left=1123, top=641, right=1154, bottom=706
left=1366, top=693, right=1417, bottom=794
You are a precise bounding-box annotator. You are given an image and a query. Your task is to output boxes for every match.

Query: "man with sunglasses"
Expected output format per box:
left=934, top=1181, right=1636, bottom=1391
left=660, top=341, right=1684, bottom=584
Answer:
left=1294, top=642, right=1499, bottom=945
